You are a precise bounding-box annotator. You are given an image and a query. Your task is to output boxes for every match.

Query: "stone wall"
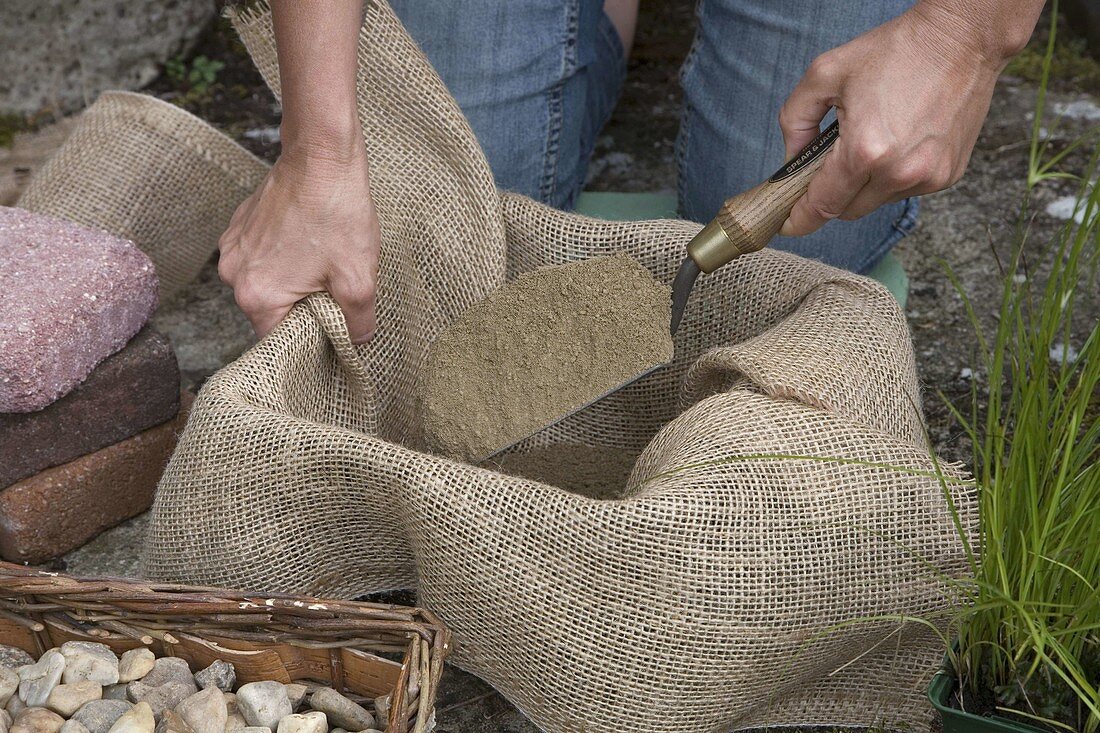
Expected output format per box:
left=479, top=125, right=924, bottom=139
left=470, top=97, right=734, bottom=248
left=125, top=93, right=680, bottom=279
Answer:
left=0, top=0, right=215, bottom=116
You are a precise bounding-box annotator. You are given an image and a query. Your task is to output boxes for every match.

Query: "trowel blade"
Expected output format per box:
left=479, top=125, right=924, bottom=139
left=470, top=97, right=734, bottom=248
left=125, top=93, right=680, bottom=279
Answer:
left=669, top=256, right=700, bottom=337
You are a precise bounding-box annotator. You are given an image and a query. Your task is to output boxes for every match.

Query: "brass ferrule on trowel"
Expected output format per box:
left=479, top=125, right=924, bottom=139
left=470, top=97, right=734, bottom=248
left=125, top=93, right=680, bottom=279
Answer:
left=686, top=218, right=743, bottom=275
left=685, top=120, right=840, bottom=274
left=670, top=121, right=839, bottom=335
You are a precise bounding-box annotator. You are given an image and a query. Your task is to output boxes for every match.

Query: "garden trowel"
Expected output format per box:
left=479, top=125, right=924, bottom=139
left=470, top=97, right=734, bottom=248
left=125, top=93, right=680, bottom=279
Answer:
left=435, top=122, right=839, bottom=463
left=668, top=119, right=839, bottom=334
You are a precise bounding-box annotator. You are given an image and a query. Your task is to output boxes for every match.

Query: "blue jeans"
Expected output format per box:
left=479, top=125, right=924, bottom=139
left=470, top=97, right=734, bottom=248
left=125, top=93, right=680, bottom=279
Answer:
left=389, top=0, right=919, bottom=274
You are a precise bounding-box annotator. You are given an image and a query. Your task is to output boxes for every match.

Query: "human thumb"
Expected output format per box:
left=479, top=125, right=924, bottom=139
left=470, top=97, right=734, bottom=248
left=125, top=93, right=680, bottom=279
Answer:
left=778, top=54, right=843, bottom=158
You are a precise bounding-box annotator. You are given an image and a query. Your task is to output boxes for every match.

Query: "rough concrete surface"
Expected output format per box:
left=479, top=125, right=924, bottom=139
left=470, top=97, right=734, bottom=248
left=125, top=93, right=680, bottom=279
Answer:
left=0, top=1, right=215, bottom=116
left=61, top=511, right=148, bottom=579
left=18, top=3, right=1098, bottom=731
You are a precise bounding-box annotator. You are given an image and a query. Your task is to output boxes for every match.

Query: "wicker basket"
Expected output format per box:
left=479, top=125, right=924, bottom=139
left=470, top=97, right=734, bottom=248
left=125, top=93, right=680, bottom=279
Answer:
left=0, top=562, right=450, bottom=733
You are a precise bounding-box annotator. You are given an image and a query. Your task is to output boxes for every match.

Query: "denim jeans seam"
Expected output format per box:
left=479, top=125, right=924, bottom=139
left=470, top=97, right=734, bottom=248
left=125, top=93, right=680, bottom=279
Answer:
left=675, top=0, right=706, bottom=220
left=675, top=110, right=693, bottom=219
left=854, top=196, right=921, bottom=273
left=539, top=0, right=582, bottom=204
left=597, top=10, right=626, bottom=76
left=540, top=85, right=564, bottom=204
left=578, top=11, right=627, bottom=169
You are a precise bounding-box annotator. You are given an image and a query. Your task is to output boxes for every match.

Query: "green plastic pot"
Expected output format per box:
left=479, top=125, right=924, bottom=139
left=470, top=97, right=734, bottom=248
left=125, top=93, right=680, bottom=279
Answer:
left=928, top=660, right=1047, bottom=733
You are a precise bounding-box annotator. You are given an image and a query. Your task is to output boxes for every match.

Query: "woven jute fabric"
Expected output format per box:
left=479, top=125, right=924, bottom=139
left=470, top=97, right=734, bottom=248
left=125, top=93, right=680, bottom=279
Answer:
left=18, top=91, right=269, bottom=298
left=73, top=2, right=979, bottom=731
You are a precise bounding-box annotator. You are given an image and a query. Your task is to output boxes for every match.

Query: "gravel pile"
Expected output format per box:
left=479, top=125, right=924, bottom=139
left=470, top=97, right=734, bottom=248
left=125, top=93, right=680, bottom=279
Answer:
left=0, top=644, right=390, bottom=733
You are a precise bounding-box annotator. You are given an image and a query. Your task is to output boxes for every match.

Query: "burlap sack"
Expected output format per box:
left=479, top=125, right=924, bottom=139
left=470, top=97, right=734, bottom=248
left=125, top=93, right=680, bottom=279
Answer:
left=15, top=2, right=973, bottom=730
left=18, top=92, right=268, bottom=298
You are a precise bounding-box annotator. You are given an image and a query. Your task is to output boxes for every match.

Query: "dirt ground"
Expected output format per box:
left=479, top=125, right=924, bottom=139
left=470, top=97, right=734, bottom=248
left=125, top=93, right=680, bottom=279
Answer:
left=27, top=2, right=1098, bottom=732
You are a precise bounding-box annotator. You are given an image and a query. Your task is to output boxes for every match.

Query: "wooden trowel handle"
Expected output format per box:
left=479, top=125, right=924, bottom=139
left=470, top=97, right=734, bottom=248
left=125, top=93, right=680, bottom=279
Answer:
left=686, top=120, right=839, bottom=274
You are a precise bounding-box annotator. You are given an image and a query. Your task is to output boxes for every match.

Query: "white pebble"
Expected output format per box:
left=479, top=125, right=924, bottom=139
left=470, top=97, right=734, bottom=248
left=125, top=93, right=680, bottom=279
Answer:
left=117, top=652, right=154, bottom=685
left=1050, top=342, right=1080, bottom=364
left=11, top=708, right=65, bottom=733
left=222, top=714, right=246, bottom=733
left=1053, top=99, right=1100, bottom=122
left=1045, top=196, right=1089, bottom=225
left=18, top=650, right=65, bottom=707
left=60, top=644, right=119, bottom=687
left=235, top=684, right=289, bottom=732
left=46, top=681, right=103, bottom=717
left=175, top=688, right=226, bottom=733
left=0, top=668, right=17, bottom=708
left=274, top=712, right=325, bottom=733
left=107, top=702, right=154, bottom=733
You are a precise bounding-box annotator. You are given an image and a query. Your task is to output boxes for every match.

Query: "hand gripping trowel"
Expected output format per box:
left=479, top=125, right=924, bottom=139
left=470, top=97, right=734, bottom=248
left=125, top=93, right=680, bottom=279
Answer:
left=424, top=122, right=839, bottom=463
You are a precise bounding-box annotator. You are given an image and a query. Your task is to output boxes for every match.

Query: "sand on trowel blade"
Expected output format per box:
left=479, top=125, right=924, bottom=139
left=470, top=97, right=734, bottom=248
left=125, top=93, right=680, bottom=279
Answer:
left=420, top=253, right=674, bottom=463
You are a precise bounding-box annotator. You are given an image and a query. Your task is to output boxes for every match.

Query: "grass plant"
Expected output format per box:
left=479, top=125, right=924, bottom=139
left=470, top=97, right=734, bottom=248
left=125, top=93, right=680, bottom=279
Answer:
left=944, top=160, right=1099, bottom=732
left=936, top=3, right=1100, bottom=729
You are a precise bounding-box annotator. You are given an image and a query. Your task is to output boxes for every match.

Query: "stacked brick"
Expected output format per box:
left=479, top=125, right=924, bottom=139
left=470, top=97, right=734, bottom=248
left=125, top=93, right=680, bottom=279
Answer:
left=0, top=206, right=189, bottom=563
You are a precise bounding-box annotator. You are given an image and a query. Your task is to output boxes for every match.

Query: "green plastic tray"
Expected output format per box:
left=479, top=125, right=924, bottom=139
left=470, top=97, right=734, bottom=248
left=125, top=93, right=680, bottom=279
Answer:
left=928, top=666, right=1047, bottom=733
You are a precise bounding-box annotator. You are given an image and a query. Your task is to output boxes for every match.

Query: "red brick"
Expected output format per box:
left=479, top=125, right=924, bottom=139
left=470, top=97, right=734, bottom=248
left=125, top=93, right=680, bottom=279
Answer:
left=0, top=327, right=180, bottom=489
left=0, top=392, right=193, bottom=564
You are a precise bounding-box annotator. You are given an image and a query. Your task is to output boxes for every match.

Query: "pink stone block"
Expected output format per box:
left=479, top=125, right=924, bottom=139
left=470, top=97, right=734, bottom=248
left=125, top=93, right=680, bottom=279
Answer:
left=0, top=206, right=157, bottom=412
